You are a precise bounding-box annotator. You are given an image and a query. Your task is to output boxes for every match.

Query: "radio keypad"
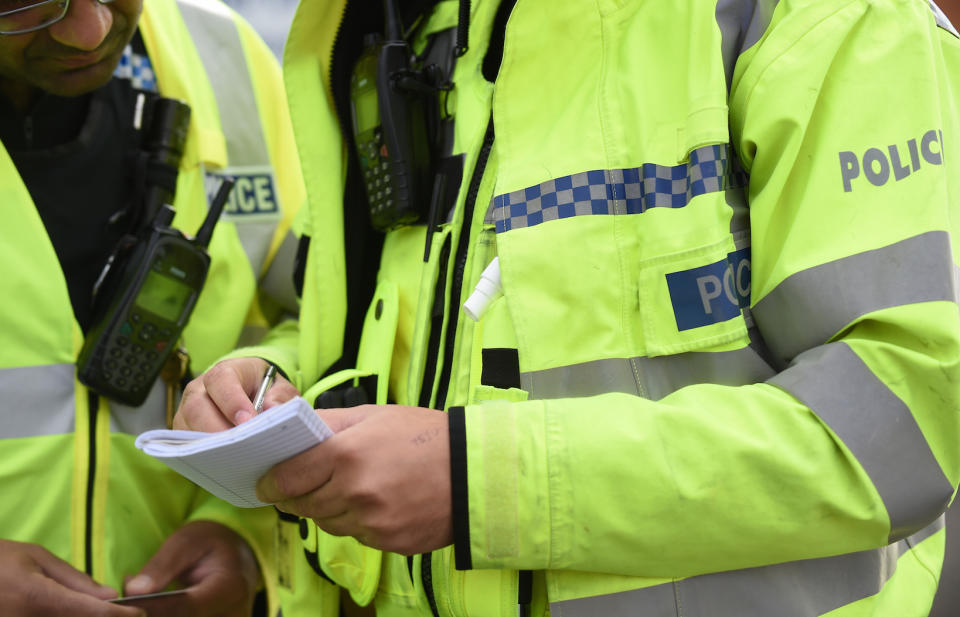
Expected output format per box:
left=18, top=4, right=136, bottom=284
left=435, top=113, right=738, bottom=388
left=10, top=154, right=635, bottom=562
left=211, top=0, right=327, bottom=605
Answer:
left=360, top=130, right=395, bottom=216
left=100, top=311, right=177, bottom=394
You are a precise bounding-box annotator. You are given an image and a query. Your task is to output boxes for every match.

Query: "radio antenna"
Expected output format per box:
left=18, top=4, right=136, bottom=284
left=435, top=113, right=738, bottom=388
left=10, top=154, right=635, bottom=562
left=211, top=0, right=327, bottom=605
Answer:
left=383, top=0, right=403, bottom=41
left=194, top=176, right=234, bottom=248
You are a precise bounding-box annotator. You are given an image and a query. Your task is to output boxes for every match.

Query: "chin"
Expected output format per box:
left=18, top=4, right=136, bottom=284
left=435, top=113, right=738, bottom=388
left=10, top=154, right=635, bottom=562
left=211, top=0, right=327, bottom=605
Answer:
left=45, top=60, right=120, bottom=97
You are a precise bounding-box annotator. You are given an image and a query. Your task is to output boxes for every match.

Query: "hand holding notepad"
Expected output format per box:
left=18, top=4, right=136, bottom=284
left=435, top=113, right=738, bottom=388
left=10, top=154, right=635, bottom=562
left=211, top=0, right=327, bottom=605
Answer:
left=135, top=396, right=332, bottom=508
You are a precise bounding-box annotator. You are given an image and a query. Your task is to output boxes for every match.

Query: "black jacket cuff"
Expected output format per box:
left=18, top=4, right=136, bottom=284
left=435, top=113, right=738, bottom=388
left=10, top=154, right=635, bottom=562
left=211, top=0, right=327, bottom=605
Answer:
left=448, top=406, right=472, bottom=570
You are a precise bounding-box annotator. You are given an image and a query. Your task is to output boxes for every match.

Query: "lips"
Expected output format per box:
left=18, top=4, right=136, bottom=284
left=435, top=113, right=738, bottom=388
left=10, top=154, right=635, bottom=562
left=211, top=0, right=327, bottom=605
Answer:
left=52, top=52, right=106, bottom=68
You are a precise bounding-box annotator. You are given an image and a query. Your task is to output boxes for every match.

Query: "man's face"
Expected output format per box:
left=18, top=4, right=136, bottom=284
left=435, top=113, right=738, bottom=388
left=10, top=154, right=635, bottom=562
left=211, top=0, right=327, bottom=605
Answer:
left=0, top=0, right=142, bottom=102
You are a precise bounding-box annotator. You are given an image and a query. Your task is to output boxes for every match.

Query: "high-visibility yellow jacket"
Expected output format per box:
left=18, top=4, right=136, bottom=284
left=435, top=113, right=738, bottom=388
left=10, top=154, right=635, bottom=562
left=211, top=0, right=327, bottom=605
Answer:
left=0, top=1, right=304, bottom=613
left=282, top=0, right=960, bottom=615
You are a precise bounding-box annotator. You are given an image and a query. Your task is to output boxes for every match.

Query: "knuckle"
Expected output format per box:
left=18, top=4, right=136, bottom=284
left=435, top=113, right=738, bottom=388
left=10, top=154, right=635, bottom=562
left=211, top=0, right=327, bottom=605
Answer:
left=205, top=362, right=231, bottom=384
left=182, top=377, right=204, bottom=396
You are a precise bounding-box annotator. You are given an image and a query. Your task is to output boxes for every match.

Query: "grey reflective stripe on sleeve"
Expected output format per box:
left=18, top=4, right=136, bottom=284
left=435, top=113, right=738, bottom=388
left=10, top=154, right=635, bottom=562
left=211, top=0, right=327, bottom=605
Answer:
left=0, top=365, right=75, bottom=437
left=715, top=0, right=780, bottom=90
left=109, top=379, right=169, bottom=436
left=177, top=0, right=279, bottom=276
left=552, top=517, right=944, bottom=617
left=520, top=344, right=774, bottom=401
left=753, top=231, right=958, bottom=365
left=769, top=342, right=952, bottom=542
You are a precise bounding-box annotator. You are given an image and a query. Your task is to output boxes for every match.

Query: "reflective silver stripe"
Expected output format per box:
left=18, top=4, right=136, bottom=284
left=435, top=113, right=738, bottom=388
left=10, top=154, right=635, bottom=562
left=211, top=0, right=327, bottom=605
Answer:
left=769, top=342, right=952, bottom=541
left=753, top=231, right=958, bottom=365
left=931, top=1, right=960, bottom=37
left=552, top=517, right=944, bottom=617
left=0, top=365, right=76, bottom=437
left=259, top=230, right=301, bottom=314
left=109, top=378, right=169, bottom=436
left=177, top=0, right=269, bottom=167
left=715, top=0, right=780, bottom=89
left=906, top=511, right=946, bottom=547
left=520, top=345, right=774, bottom=401
left=177, top=0, right=278, bottom=275
left=234, top=210, right=281, bottom=278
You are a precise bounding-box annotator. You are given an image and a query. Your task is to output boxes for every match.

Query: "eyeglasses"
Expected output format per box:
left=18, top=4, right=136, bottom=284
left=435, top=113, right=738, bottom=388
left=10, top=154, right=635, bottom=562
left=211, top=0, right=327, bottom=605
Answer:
left=0, top=0, right=116, bottom=36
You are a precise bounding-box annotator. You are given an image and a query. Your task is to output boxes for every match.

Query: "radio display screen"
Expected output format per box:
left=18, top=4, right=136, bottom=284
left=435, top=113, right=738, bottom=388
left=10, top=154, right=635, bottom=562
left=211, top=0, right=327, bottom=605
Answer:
left=134, top=270, right=193, bottom=323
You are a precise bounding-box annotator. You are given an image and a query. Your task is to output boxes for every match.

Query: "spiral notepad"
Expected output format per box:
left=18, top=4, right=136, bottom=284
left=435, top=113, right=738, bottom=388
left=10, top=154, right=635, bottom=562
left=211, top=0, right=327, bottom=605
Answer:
left=135, top=397, right=332, bottom=507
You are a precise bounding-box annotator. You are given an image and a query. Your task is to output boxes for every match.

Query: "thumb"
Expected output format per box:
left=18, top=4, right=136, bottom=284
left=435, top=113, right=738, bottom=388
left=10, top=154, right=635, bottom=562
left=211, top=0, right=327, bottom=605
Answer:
left=125, top=525, right=204, bottom=596
left=315, top=405, right=376, bottom=433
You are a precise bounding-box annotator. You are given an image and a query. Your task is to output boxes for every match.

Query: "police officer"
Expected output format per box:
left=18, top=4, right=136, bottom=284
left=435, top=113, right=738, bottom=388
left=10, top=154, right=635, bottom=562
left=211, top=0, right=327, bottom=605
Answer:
left=0, top=0, right=303, bottom=615
left=178, top=1, right=960, bottom=616
left=930, top=5, right=960, bottom=615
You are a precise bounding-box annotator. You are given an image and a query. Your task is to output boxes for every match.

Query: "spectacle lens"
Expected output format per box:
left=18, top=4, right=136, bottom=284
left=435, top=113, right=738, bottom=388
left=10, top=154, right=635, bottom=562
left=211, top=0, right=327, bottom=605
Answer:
left=0, top=0, right=115, bottom=35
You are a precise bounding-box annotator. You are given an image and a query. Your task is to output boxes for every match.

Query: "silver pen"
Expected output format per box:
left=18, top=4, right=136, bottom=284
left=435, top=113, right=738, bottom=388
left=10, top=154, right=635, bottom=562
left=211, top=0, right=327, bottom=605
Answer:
left=252, top=363, right=278, bottom=414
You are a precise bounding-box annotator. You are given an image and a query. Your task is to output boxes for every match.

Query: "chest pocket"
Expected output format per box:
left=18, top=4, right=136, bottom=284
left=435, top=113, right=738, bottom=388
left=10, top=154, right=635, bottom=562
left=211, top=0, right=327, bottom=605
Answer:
left=491, top=143, right=752, bottom=386
left=638, top=235, right=751, bottom=357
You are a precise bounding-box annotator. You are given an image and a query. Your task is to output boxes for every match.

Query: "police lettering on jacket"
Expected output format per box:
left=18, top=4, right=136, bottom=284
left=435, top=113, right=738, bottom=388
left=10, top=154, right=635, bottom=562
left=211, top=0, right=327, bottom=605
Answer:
left=207, top=169, right=280, bottom=216
left=839, top=129, right=943, bottom=192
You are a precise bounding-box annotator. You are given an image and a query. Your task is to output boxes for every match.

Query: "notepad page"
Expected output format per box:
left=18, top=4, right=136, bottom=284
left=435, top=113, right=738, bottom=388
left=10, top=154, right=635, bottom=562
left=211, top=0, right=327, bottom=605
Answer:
left=135, top=397, right=333, bottom=508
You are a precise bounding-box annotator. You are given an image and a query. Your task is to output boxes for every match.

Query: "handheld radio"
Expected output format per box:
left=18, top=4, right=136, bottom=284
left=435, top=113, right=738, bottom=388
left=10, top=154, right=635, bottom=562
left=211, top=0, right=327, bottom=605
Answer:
left=78, top=181, right=233, bottom=406
left=77, top=94, right=233, bottom=407
left=350, top=0, right=434, bottom=231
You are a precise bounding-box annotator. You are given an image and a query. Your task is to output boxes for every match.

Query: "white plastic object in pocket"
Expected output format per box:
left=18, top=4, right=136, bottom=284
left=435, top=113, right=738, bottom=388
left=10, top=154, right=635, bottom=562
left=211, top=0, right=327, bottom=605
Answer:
left=463, top=257, right=502, bottom=322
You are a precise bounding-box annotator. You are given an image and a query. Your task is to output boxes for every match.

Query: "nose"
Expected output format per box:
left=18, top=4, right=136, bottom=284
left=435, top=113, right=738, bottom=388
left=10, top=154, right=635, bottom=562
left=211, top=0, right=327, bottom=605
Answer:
left=47, top=0, right=114, bottom=51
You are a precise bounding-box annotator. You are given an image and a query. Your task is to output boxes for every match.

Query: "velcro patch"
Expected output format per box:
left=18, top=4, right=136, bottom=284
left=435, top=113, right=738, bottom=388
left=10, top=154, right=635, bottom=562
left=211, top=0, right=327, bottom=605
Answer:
left=206, top=167, right=281, bottom=218
left=666, top=248, right=751, bottom=331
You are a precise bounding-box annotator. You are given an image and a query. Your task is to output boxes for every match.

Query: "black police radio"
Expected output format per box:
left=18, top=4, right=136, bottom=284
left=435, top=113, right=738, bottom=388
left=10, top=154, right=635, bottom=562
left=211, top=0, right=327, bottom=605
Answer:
left=77, top=94, right=233, bottom=407
left=350, top=0, right=436, bottom=231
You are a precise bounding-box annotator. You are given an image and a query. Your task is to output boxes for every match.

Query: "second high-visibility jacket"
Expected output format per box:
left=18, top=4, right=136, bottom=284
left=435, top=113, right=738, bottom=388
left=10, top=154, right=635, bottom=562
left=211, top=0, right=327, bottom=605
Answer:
left=282, top=0, right=960, bottom=616
left=0, top=1, right=304, bottom=614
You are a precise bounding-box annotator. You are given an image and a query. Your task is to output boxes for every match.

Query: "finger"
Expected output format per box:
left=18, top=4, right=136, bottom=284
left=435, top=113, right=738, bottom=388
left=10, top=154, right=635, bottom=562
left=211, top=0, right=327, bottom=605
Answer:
left=272, top=479, right=349, bottom=521
left=256, top=441, right=337, bottom=503
left=202, top=358, right=268, bottom=426
left=308, top=510, right=361, bottom=541
left=315, top=406, right=374, bottom=433
left=30, top=545, right=118, bottom=599
left=27, top=574, right=144, bottom=617
left=161, top=523, right=258, bottom=617
left=176, top=569, right=244, bottom=617
left=125, top=528, right=207, bottom=597
left=173, top=381, right=233, bottom=432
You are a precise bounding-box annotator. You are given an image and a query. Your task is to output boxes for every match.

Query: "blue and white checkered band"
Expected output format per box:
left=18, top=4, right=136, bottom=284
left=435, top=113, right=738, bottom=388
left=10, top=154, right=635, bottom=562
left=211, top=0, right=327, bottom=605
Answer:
left=113, top=45, right=158, bottom=92
left=492, top=144, right=748, bottom=233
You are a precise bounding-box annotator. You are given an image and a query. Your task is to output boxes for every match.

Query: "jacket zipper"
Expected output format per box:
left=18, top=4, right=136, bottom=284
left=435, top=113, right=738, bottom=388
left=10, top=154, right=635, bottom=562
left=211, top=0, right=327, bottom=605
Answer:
left=84, top=390, right=98, bottom=575
left=432, top=118, right=494, bottom=412
left=419, top=236, right=453, bottom=408
left=417, top=117, right=495, bottom=617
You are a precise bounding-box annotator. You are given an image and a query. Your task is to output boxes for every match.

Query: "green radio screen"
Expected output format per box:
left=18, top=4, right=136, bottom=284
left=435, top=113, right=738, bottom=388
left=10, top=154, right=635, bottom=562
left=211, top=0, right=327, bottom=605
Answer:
left=353, top=88, right=379, bottom=134
left=135, top=271, right=192, bottom=322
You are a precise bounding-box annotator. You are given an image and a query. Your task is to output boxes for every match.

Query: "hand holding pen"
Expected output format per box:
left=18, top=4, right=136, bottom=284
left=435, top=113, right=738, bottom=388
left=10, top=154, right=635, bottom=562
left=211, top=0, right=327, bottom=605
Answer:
left=172, top=357, right=300, bottom=432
